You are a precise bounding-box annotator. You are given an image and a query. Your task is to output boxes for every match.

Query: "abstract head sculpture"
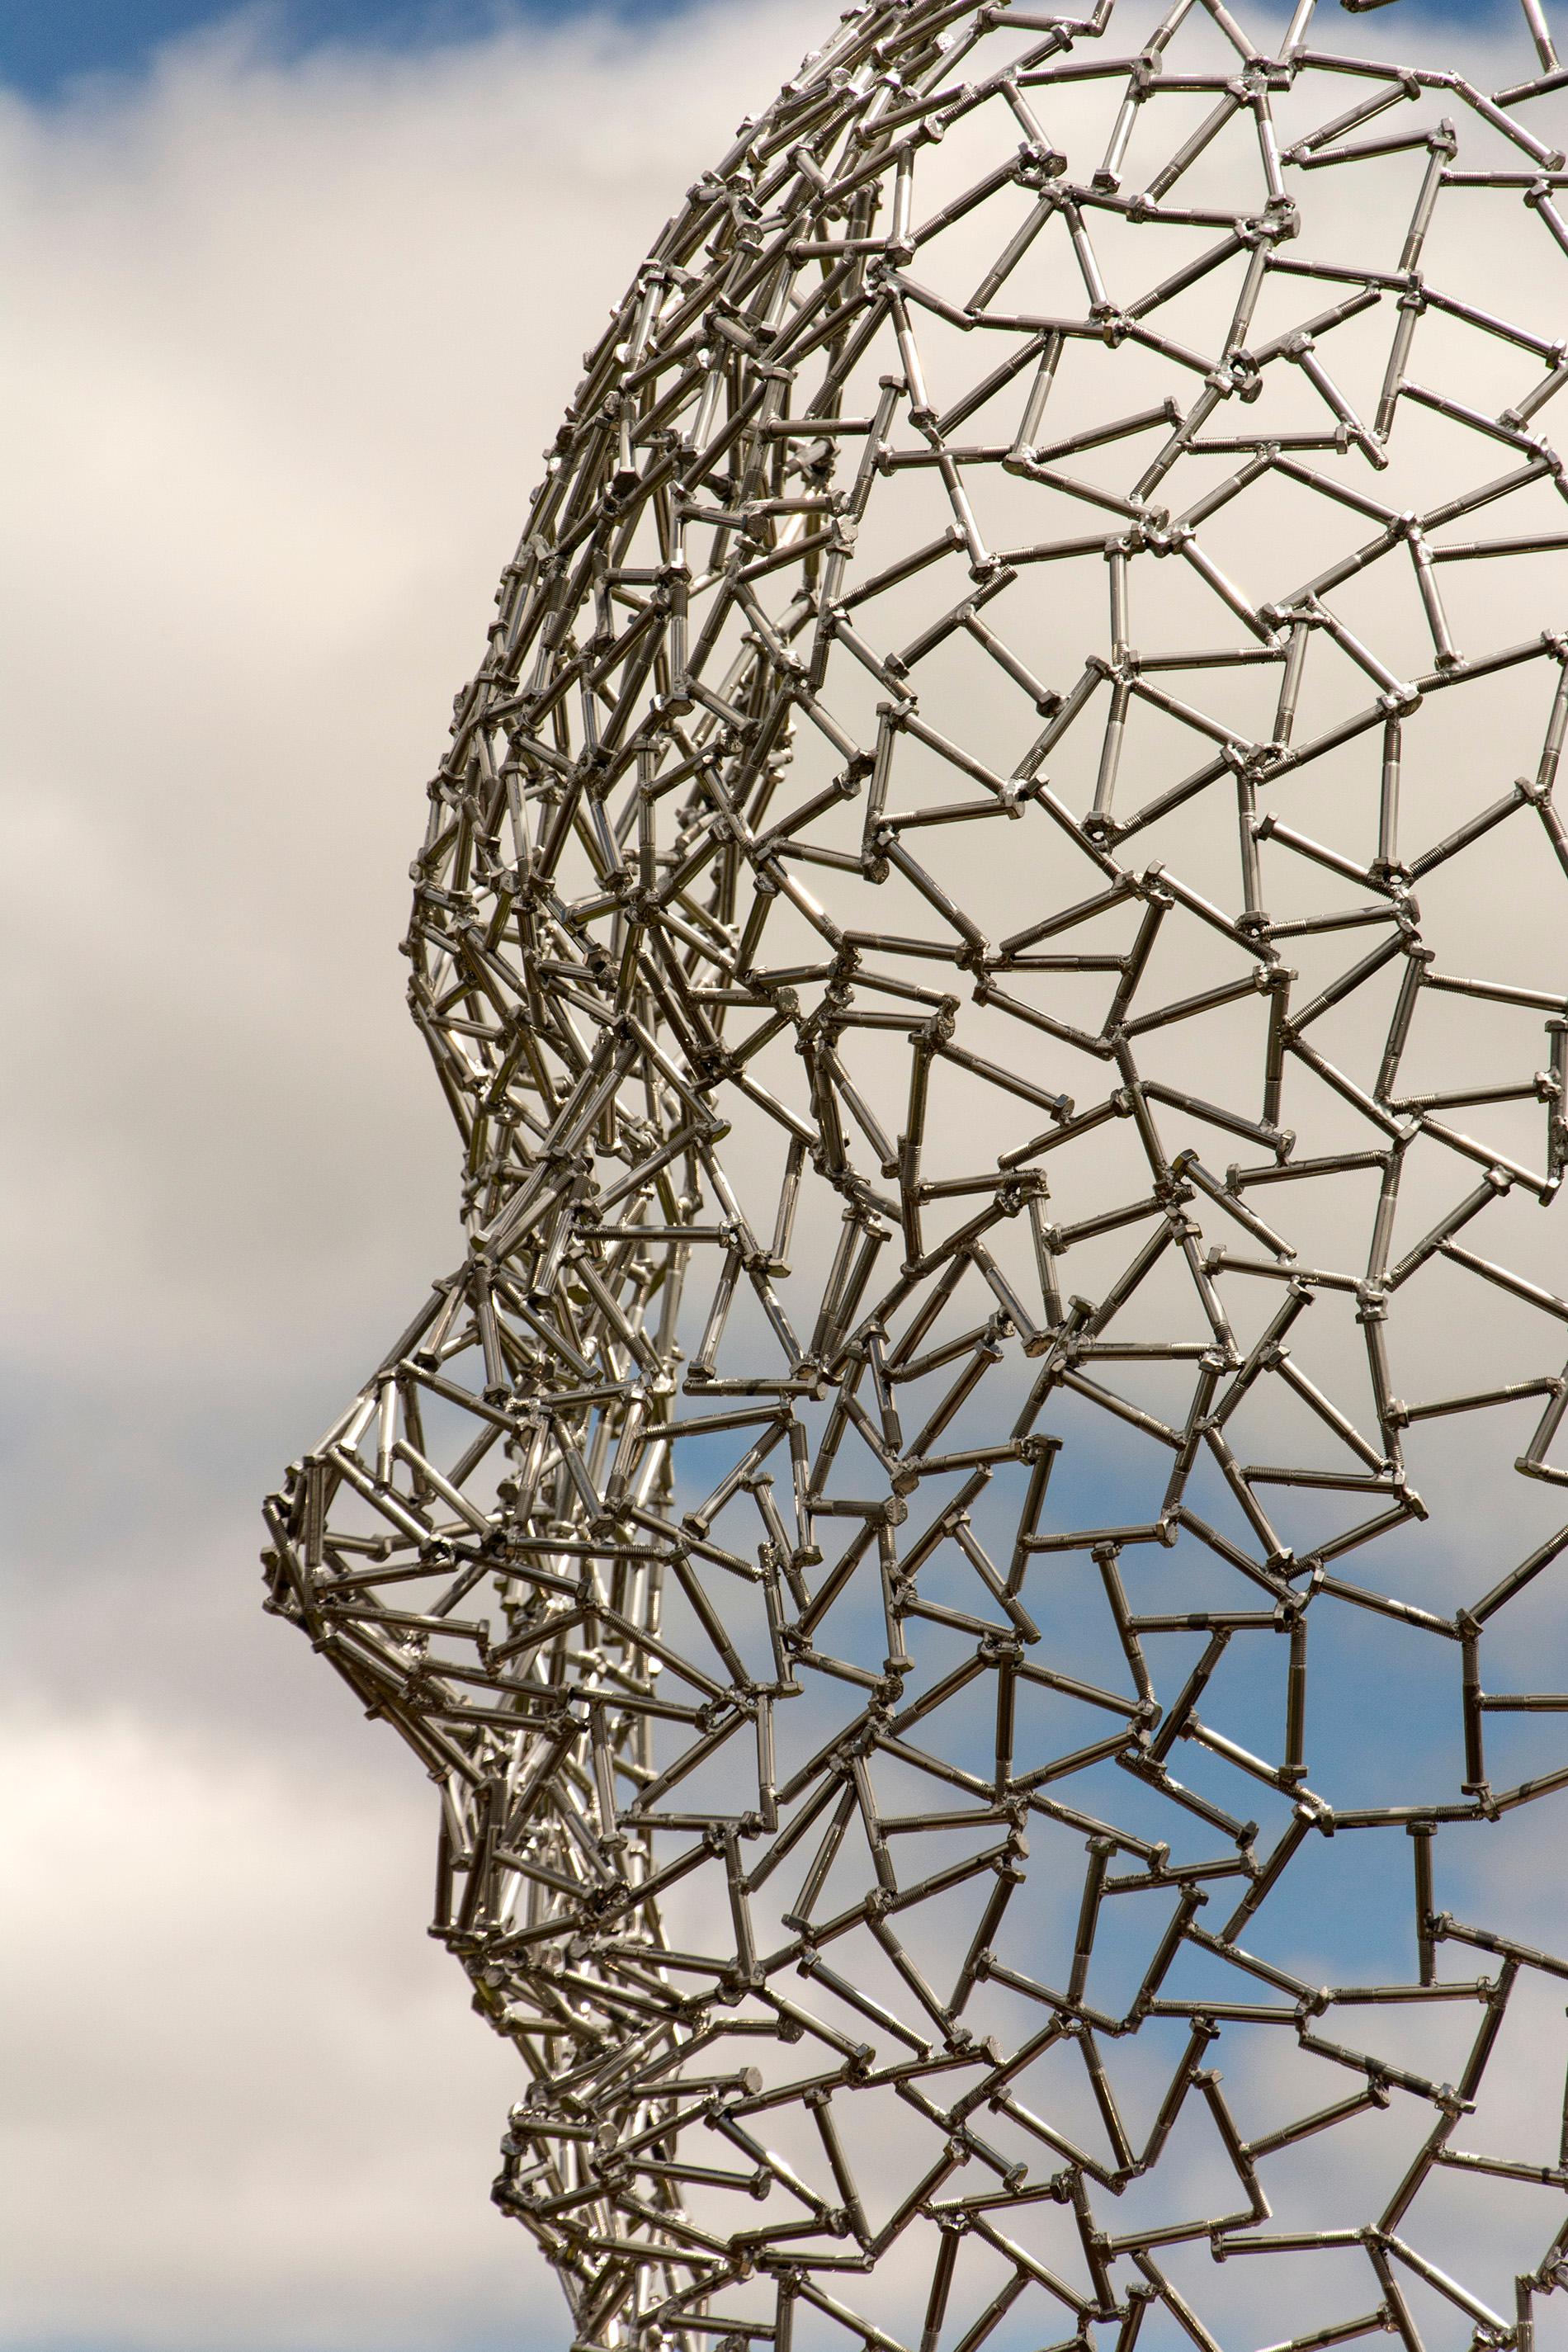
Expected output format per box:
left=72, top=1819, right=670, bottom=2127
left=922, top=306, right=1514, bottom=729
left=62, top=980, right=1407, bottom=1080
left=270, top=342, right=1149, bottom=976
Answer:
left=265, top=2, right=1568, bottom=2341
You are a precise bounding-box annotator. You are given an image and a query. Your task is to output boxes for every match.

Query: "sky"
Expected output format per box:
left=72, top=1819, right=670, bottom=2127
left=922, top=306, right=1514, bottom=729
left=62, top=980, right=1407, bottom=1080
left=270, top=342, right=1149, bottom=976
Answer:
left=0, top=2, right=689, bottom=103
left=0, top=0, right=1520, bottom=102
left=3, top=2, right=1566, bottom=2350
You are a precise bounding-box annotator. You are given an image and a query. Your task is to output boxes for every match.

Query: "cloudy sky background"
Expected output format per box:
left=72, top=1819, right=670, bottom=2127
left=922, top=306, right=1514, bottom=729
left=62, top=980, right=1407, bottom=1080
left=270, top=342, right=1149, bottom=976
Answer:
left=4, top=2, right=1564, bottom=2349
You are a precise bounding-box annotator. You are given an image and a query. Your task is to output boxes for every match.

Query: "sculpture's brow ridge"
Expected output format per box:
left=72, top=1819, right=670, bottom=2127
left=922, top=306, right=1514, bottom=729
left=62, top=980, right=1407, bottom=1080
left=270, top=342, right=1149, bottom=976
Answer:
left=265, top=2, right=1568, bottom=2341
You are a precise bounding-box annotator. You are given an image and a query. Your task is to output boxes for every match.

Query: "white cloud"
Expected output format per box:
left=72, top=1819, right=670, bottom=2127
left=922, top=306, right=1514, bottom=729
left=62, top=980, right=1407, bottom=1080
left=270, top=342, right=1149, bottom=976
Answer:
left=0, top=1708, right=531, bottom=2348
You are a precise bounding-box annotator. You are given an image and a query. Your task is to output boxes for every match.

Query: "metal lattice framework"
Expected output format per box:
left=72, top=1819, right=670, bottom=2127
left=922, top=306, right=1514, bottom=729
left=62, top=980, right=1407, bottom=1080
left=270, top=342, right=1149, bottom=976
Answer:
left=265, top=2, right=1568, bottom=2343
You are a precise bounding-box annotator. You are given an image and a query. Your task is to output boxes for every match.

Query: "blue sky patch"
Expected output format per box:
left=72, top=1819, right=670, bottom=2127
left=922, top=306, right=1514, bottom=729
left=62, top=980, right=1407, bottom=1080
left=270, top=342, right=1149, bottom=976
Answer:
left=0, top=0, right=686, bottom=103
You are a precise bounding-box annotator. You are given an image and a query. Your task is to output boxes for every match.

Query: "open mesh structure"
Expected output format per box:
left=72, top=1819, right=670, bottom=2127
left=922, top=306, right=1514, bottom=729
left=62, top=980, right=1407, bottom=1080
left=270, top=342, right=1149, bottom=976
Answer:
left=264, top=2, right=1568, bottom=2343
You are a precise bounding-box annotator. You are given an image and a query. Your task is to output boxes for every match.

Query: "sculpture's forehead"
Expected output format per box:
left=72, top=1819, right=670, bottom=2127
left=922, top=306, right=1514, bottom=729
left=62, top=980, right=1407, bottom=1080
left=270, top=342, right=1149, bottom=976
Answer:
left=484, top=21, right=1561, bottom=771
left=442, top=0, right=1566, bottom=1048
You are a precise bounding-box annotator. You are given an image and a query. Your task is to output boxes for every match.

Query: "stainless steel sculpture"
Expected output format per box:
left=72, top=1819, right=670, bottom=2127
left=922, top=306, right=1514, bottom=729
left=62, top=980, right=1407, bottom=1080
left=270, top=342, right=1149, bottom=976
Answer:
left=264, top=1, right=1568, bottom=2340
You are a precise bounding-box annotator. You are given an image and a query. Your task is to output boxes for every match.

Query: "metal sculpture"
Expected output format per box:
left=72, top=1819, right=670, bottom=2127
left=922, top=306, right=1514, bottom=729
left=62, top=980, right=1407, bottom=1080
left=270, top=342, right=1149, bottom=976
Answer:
left=264, top=0, right=1568, bottom=2341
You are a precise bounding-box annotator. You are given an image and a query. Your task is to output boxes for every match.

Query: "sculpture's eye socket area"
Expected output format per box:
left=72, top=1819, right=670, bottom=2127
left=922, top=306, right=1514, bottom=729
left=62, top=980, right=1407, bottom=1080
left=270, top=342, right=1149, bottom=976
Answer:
left=267, top=5, right=1568, bottom=2345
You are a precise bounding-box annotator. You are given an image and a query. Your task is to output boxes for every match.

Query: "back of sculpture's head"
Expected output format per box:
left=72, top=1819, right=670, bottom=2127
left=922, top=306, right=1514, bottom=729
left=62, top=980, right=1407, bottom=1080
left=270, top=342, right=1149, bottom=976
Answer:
left=265, top=2, right=1568, bottom=2342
